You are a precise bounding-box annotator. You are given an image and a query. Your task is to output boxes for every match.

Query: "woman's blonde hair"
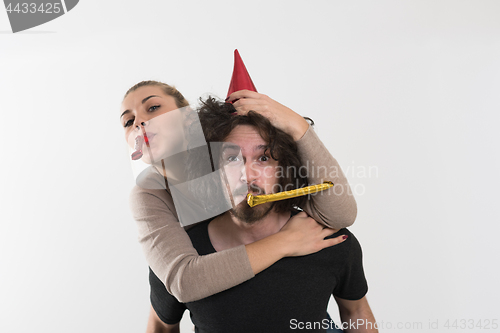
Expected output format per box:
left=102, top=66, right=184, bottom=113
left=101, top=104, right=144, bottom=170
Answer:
left=124, top=80, right=189, bottom=108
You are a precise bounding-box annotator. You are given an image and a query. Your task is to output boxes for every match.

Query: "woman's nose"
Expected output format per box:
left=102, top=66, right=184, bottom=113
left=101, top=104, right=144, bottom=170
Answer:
left=134, top=120, right=148, bottom=131
left=240, top=166, right=247, bottom=183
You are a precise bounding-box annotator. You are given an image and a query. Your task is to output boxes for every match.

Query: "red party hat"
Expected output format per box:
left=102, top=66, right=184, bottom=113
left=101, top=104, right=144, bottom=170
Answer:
left=226, top=49, right=257, bottom=98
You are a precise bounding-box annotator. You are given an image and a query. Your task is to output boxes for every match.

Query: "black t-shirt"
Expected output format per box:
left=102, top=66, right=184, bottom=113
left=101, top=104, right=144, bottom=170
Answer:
left=150, top=221, right=368, bottom=333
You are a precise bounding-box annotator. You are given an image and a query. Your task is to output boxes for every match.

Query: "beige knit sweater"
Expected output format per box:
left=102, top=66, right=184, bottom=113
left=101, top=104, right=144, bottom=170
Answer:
left=129, top=125, right=357, bottom=302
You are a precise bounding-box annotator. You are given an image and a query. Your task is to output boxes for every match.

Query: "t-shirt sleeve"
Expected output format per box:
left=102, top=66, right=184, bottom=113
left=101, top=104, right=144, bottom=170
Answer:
left=332, top=231, right=368, bottom=300
left=149, top=267, right=187, bottom=325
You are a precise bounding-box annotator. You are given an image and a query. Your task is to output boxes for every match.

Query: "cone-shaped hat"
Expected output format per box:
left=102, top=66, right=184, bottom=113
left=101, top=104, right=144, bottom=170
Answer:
left=226, top=49, right=257, bottom=98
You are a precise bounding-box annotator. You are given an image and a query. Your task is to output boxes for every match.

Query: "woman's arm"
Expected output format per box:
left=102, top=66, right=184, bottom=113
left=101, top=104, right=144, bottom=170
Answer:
left=296, top=125, right=357, bottom=228
left=131, top=186, right=345, bottom=303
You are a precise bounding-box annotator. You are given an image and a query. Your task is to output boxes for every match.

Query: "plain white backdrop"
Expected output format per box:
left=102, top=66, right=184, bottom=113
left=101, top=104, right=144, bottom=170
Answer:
left=1, top=1, right=499, bottom=332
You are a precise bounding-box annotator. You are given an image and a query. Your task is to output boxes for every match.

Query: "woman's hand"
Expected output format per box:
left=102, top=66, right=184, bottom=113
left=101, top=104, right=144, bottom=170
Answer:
left=279, top=211, right=347, bottom=257
left=227, top=90, right=310, bottom=141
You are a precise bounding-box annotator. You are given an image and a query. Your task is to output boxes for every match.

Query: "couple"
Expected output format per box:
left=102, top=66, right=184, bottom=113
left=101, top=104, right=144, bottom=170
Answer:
left=121, top=66, right=376, bottom=332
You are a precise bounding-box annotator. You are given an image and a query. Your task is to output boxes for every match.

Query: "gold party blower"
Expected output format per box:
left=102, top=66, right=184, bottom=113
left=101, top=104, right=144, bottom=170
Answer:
left=246, top=181, right=334, bottom=207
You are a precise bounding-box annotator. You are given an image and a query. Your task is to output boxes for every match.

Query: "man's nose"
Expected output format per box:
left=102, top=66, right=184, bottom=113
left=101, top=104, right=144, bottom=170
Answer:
left=242, top=161, right=258, bottom=184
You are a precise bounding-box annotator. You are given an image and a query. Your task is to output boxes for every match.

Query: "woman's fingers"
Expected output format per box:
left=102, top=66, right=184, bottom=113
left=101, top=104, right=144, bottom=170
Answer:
left=226, top=90, right=263, bottom=103
left=321, top=234, right=349, bottom=250
left=280, top=211, right=349, bottom=257
left=228, top=91, right=309, bottom=141
left=232, top=100, right=269, bottom=115
left=229, top=91, right=279, bottom=117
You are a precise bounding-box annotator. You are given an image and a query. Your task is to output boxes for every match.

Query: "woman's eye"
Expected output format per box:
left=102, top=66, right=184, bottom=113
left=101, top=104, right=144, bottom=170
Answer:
left=124, top=119, right=134, bottom=128
left=224, top=155, right=243, bottom=166
left=259, top=155, right=269, bottom=162
left=148, top=105, right=160, bottom=112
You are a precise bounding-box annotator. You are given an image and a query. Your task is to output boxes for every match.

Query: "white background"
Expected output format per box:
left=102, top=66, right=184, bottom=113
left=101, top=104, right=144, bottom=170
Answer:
left=1, top=1, right=499, bottom=332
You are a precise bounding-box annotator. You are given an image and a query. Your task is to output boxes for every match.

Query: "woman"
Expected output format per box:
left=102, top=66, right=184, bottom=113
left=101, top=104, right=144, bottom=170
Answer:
left=121, top=80, right=357, bottom=306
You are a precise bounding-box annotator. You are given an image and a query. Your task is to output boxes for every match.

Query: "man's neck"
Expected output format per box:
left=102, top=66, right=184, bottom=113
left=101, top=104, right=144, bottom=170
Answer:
left=208, top=210, right=291, bottom=252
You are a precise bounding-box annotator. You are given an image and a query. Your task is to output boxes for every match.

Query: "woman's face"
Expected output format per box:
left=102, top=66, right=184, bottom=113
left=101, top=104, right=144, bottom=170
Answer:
left=120, top=85, right=185, bottom=164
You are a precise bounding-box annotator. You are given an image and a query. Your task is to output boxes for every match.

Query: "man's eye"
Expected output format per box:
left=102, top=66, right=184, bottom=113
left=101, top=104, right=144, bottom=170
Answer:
left=227, top=156, right=240, bottom=162
left=124, top=119, right=134, bottom=128
left=259, top=155, right=269, bottom=162
left=148, top=105, right=160, bottom=112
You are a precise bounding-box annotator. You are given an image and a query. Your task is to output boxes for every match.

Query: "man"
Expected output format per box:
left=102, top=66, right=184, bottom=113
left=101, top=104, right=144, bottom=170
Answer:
left=146, top=98, right=377, bottom=333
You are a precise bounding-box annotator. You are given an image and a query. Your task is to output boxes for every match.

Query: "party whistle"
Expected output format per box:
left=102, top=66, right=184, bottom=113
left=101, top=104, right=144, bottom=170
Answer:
left=246, top=181, right=334, bottom=207
left=131, top=136, right=144, bottom=160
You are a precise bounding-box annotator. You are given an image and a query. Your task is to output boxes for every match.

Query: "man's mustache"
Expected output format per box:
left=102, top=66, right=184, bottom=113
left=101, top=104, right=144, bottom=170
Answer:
left=232, top=184, right=265, bottom=197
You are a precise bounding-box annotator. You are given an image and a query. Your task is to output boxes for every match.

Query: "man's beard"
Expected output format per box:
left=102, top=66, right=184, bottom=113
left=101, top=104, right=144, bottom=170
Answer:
left=230, top=184, right=274, bottom=224
left=230, top=201, right=274, bottom=224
